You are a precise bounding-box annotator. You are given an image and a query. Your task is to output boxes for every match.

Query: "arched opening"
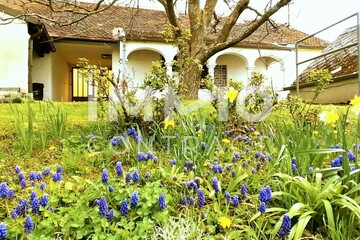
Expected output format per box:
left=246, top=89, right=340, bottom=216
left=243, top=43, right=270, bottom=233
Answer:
left=254, top=57, right=284, bottom=91
left=215, top=54, right=247, bottom=87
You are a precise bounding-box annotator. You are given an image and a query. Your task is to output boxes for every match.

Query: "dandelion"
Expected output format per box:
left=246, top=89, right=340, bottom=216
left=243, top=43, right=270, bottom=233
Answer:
left=115, top=162, right=123, bottom=177
left=130, top=191, right=139, bottom=208
left=101, top=169, right=109, bottom=184
left=217, top=216, right=231, bottom=228
left=259, top=202, right=266, bottom=214
left=222, top=139, right=230, bottom=144
left=319, top=111, right=339, bottom=124
left=120, top=199, right=128, bottom=216
left=278, top=214, right=291, bottom=239
left=198, top=189, right=206, bottom=208
left=158, top=193, right=166, bottom=211
left=0, top=222, right=6, bottom=239
left=107, top=209, right=114, bottom=222
left=24, top=215, right=34, bottom=233
left=98, top=196, right=108, bottom=217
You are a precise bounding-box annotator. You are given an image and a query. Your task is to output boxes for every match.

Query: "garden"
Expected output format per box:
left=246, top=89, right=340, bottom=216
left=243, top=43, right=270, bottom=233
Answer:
left=1, top=86, right=360, bottom=240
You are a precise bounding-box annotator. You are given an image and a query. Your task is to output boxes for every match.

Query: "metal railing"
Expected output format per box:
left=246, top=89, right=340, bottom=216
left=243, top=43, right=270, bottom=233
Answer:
left=295, top=12, right=360, bottom=96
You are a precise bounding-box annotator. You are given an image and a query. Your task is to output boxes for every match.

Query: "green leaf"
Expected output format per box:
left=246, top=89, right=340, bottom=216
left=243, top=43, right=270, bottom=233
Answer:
left=296, top=148, right=345, bottom=154
left=323, top=200, right=335, bottom=231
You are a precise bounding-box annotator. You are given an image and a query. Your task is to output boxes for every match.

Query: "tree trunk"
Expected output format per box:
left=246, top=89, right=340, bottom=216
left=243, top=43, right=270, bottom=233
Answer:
left=178, top=64, right=202, bottom=99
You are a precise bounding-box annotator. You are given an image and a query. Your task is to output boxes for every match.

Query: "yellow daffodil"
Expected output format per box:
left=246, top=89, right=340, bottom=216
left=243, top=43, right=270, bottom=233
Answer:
left=350, top=95, right=360, bottom=106
left=319, top=111, right=339, bottom=124
left=48, top=146, right=56, bottom=150
left=217, top=216, right=231, bottom=228
left=222, top=139, right=230, bottom=144
left=164, top=116, right=175, bottom=130
left=226, top=87, right=238, bottom=103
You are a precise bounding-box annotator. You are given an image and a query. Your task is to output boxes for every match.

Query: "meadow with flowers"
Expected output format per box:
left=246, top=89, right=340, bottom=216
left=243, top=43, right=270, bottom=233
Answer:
left=1, top=94, right=360, bottom=240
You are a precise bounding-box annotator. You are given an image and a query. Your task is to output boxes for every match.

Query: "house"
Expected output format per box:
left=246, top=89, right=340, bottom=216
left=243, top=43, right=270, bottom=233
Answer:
left=0, top=0, right=328, bottom=102
left=284, top=26, right=359, bottom=103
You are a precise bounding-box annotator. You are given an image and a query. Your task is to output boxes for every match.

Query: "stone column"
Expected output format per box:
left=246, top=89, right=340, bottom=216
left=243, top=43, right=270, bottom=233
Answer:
left=165, top=62, right=173, bottom=77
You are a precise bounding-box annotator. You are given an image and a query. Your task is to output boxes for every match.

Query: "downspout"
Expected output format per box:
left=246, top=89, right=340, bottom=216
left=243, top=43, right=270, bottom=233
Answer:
left=28, top=25, right=43, bottom=94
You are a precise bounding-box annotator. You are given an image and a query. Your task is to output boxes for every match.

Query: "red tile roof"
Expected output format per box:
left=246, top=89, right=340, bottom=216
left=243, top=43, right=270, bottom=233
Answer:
left=1, top=0, right=328, bottom=48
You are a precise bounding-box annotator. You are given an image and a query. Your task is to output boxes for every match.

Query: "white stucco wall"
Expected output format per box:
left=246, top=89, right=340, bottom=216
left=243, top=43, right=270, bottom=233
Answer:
left=0, top=13, right=29, bottom=92
left=216, top=54, right=247, bottom=83
left=33, top=54, right=52, bottom=100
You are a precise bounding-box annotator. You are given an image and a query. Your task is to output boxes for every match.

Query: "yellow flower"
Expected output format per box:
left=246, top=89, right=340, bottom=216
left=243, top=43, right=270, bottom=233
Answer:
left=164, top=116, right=175, bottom=130
left=197, top=129, right=203, bottom=134
left=350, top=95, right=360, bottom=106
left=253, top=130, right=259, bottom=136
left=313, top=130, right=319, bottom=136
left=319, top=111, right=339, bottom=124
left=333, top=130, right=338, bottom=134
left=87, top=152, right=96, bottom=158
left=222, top=139, right=230, bottom=144
left=217, top=216, right=231, bottom=228
left=48, top=146, right=56, bottom=150
left=226, top=87, right=238, bottom=103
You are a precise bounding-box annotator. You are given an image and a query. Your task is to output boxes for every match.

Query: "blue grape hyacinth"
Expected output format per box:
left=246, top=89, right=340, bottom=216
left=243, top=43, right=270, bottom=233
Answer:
left=130, top=191, right=139, bottom=208
left=101, top=169, right=109, bottom=184
left=231, top=195, right=239, bottom=206
left=0, top=222, right=6, bottom=238
left=120, top=199, right=128, bottom=216
left=259, top=201, right=266, bottom=214
left=24, top=215, right=34, bottom=233
left=125, top=172, right=131, bottom=183
left=107, top=209, right=114, bottom=222
left=40, top=194, right=49, bottom=207
left=98, top=196, right=108, bottom=217
left=198, top=189, right=206, bottom=208
left=158, top=193, right=166, bottom=211
left=39, top=182, right=46, bottom=191
left=115, top=162, right=123, bottom=177
left=15, top=166, right=21, bottom=174
left=43, top=167, right=50, bottom=176
left=278, top=214, right=291, bottom=239
left=0, top=183, right=7, bottom=198
left=132, top=170, right=140, bottom=183
left=181, top=196, right=187, bottom=206
left=211, top=177, right=220, bottom=193
left=259, top=186, right=272, bottom=203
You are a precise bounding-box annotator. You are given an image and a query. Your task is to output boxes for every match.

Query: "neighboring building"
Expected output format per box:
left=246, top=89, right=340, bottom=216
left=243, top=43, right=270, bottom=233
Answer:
left=284, top=26, right=359, bottom=103
left=0, top=0, right=327, bottom=101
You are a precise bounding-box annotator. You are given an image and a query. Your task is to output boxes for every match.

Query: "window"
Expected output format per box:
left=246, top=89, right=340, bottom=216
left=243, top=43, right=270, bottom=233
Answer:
left=214, top=65, right=227, bottom=87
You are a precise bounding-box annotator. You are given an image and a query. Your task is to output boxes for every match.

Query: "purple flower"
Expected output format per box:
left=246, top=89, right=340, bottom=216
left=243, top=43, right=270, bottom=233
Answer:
left=232, top=195, right=239, bottom=206
left=109, top=185, right=114, bottom=192
left=292, top=164, right=297, bottom=172
left=241, top=184, right=247, bottom=196
left=201, top=142, right=206, bottom=150
left=115, top=162, right=123, bottom=177
left=36, top=172, right=43, bottom=181
left=52, top=173, right=62, bottom=182
left=259, top=186, right=272, bottom=203
left=18, top=172, right=25, bottom=183
left=29, top=171, right=36, bottom=181
left=20, top=179, right=27, bottom=189
left=291, top=157, right=297, bottom=165
left=110, top=136, right=121, bottom=146
left=198, top=189, right=206, bottom=208
left=309, top=167, right=314, bottom=174
left=231, top=170, right=236, bottom=178
left=101, top=169, right=109, bottom=184
left=153, top=156, right=158, bottom=163
left=278, top=214, right=291, bottom=239
left=211, top=177, right=220, bottom=193
left=201, top=212, right=206, bottom=219
left=15, top=166, right=21, bottom=174
left=0, top=183, right=8, bottom=198
left=24, top=215, right=34, bottom=233
left=147, top=151, right=154, bottom=159
left=98, top=196, right=108, bottom=217
left=331, top=158, right=341, bottom=167
left=145, top=172, right=150, bottom=179
left=31, top=181, right=35, bottom=187
left=10, top=209, right=17, bottom=219
left=181, top=196, right=187, bottom=206
left=224, top=192, right=231, bottom=202
left=169, top=159, right=177, bottom=165
left=30, top=191, right=37, bottom=201
left=31, top=194, right=40, bottom=213
left=242, top=161, right=246, bottom=168
left=133, top=170, right=140, bottom=183
left=251, top=168, right=256, bottom=174
left=125, top=172, right=131, bottom=183
left=40, top=194, right=49, bottom=207
left=120, top=199, right=128, bottom=216
left=158, top=193, right=166, bottom=211
left=130, top=191, right=139, bottom=208
left=6, top=188, right=14, bottom=198
left=173, top=175, right=177, bottom=181
left=189, top=196, right=194, bottom=206
left=259, top=202, right=266, bottom=214
left=212, top=163, right=223, bottom=173
left=137, top=152, right=147, bottom=161
left=107, top=209, right=114, bottom=222
left=56, top=165, right=63, bottom=175
left=39, top=182, right=46, bottom=191
left=44, top=167, right=50, bottom=176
